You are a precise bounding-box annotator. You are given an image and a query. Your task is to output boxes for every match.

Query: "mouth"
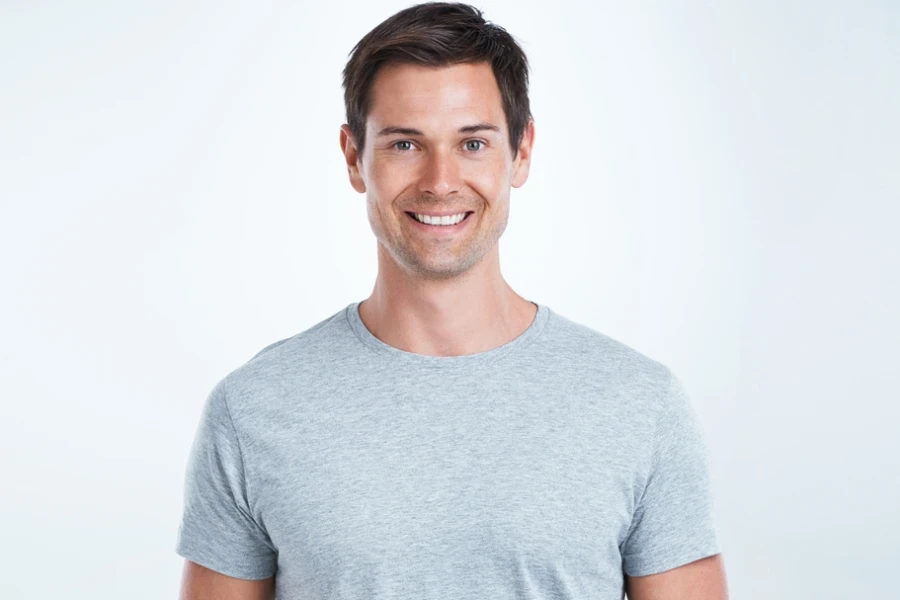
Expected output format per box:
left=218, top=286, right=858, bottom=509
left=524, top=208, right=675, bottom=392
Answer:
left=404, top=211, right=475, bottom=234
left=405, top=211, right=474, bottom=223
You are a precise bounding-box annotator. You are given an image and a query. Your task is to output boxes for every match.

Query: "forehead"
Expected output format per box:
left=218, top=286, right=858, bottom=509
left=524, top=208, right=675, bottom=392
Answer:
left=366, top=61, right=505, bottom=134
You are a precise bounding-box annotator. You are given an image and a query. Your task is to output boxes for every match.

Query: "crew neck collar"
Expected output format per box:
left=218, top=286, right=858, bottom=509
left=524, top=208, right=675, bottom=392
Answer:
left=345, top=299, right=551, bottom=367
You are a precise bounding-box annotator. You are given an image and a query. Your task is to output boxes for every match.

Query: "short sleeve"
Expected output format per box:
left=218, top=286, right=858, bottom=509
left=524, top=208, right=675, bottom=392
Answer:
left=620, top=370, right=722, bottom=576
left=175, top=381, right=277, bottom=579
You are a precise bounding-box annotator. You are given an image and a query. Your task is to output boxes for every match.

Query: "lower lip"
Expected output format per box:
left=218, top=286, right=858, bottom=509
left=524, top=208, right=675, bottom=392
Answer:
left=405, top=211, right=474, bottom=235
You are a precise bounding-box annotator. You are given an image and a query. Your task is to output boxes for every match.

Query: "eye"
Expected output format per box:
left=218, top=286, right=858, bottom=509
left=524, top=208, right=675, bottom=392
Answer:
left=393, top=140, right=414, bottom=152
left=465, top=140, right=485, bottom=152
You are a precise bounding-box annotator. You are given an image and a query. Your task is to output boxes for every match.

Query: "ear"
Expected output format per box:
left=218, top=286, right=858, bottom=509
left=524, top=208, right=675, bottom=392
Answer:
left=339, top=124, right=366, bottom=193
left=510, top=118, right=535, bottom=189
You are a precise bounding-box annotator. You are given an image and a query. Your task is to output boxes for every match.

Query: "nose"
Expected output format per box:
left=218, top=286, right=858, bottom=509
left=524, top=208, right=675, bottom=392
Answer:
left=416, top=147, right=461, bottom=197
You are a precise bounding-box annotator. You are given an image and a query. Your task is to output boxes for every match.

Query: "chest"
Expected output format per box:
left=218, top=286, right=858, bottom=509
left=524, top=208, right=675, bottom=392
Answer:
left=246, top=384, right=641, bottom=594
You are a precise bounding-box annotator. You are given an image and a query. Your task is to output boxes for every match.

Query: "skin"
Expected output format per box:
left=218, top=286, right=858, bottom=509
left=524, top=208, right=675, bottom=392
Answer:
left=339, top=61, right=538, bottom=357
left=179, top=59, right=728, bottom=600
left=179, top=561, right=274, bottom=600
left=625, top=554, right=730, bottom=600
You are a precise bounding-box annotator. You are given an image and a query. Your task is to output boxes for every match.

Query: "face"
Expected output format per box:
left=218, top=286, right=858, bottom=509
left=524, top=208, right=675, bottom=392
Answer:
left=340, top=61, right=534, bottom=281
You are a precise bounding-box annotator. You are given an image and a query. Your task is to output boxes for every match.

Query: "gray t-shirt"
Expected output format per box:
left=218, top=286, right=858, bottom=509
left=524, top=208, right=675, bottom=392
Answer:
left=175, top=300, right=721, bottom=599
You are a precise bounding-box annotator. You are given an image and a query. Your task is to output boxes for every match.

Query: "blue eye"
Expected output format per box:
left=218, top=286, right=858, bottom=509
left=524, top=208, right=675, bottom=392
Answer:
left=465, top=140, right=484, bottom=151
left=393, top=141, right=413, bottom=151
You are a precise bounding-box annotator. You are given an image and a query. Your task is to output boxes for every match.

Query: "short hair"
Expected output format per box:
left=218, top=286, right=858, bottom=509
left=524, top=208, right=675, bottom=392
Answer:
left=342, top=2, right=532, bottom=160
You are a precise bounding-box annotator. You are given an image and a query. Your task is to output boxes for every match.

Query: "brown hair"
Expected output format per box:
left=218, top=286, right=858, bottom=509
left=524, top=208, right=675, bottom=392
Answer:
left=342, top=2, right=532, bottom=160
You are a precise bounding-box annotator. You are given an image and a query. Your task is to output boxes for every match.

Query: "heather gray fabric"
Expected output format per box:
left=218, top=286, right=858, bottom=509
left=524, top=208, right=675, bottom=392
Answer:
left=175, top=300, right=721, bottom=599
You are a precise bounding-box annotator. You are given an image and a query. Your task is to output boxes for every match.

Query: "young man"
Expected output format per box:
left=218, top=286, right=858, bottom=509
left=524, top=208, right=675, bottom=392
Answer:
left=175, top=3, right=729, bottom=599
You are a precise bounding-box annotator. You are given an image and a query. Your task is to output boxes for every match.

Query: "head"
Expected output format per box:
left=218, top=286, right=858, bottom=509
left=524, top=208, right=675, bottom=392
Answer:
left=339, top=2, right=535, bottom=282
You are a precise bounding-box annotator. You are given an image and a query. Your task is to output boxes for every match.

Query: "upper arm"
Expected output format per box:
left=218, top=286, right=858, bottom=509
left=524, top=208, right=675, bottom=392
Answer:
left=179, top=560, right=275, bottom=600
left=625, top=553, right=729, bottom=600
left=620, top=370, right=722, bottom=577
left=175, top=382, right=278, bottom=580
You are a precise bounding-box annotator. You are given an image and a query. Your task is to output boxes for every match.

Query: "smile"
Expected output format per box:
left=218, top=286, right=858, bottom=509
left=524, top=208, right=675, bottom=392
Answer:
left=407, top=211, right=472, bottom=226
left=404, top=211, right=474, bottom=233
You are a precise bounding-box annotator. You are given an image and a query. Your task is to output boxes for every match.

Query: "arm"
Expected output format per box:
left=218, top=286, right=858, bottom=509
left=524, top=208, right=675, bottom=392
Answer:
left=620, top=371, right=724, bottom=591
left=625, top=554, right=729, bottom=600
left=179, top=560, right=275, bottom=600
left=175, top=383, right=278, bottom=591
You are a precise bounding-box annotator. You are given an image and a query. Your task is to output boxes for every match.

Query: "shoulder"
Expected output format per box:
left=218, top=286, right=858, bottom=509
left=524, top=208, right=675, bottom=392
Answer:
left=214, top=305, right=351, bottom=414
left=543, top=307, right=674, bottom=393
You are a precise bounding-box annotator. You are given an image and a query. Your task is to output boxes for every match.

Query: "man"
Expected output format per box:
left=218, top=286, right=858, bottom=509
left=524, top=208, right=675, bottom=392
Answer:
left=175, top=3, right=729, bottom=599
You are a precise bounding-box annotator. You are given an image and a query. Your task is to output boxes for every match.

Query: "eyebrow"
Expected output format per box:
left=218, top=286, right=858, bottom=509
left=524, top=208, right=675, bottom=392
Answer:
left=376, top=123, right=501, bottom=137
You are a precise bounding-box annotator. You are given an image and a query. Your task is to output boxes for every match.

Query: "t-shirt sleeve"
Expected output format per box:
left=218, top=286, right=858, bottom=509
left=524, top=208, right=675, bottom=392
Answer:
left=620, top=369, right=722, bottom=577
left=175, top=380, right=278, bottom=579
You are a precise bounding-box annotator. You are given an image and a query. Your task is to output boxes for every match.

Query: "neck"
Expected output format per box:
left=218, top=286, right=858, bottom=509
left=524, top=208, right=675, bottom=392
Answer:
left=358, top=244, right=537, bottom=357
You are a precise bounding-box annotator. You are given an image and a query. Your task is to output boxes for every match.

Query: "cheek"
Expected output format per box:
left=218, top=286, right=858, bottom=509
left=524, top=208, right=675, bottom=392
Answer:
left=466, top=151, right=508, bottom=183
left=368, top=161, right=408, bottom=199
left=466, top=166, right=505, bottom=202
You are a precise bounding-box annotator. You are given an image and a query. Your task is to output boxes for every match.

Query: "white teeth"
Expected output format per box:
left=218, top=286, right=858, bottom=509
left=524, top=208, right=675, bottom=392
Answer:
left=413, top=212, right=467, bottom=226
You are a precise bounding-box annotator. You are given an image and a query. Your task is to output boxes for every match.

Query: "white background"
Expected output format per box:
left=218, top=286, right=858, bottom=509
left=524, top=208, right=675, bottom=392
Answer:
left=2, top=1, right=897, bottom=598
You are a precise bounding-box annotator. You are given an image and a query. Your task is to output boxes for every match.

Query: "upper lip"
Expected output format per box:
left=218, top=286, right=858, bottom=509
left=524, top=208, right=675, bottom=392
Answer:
left=405, top=210, right=474, bottom=217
